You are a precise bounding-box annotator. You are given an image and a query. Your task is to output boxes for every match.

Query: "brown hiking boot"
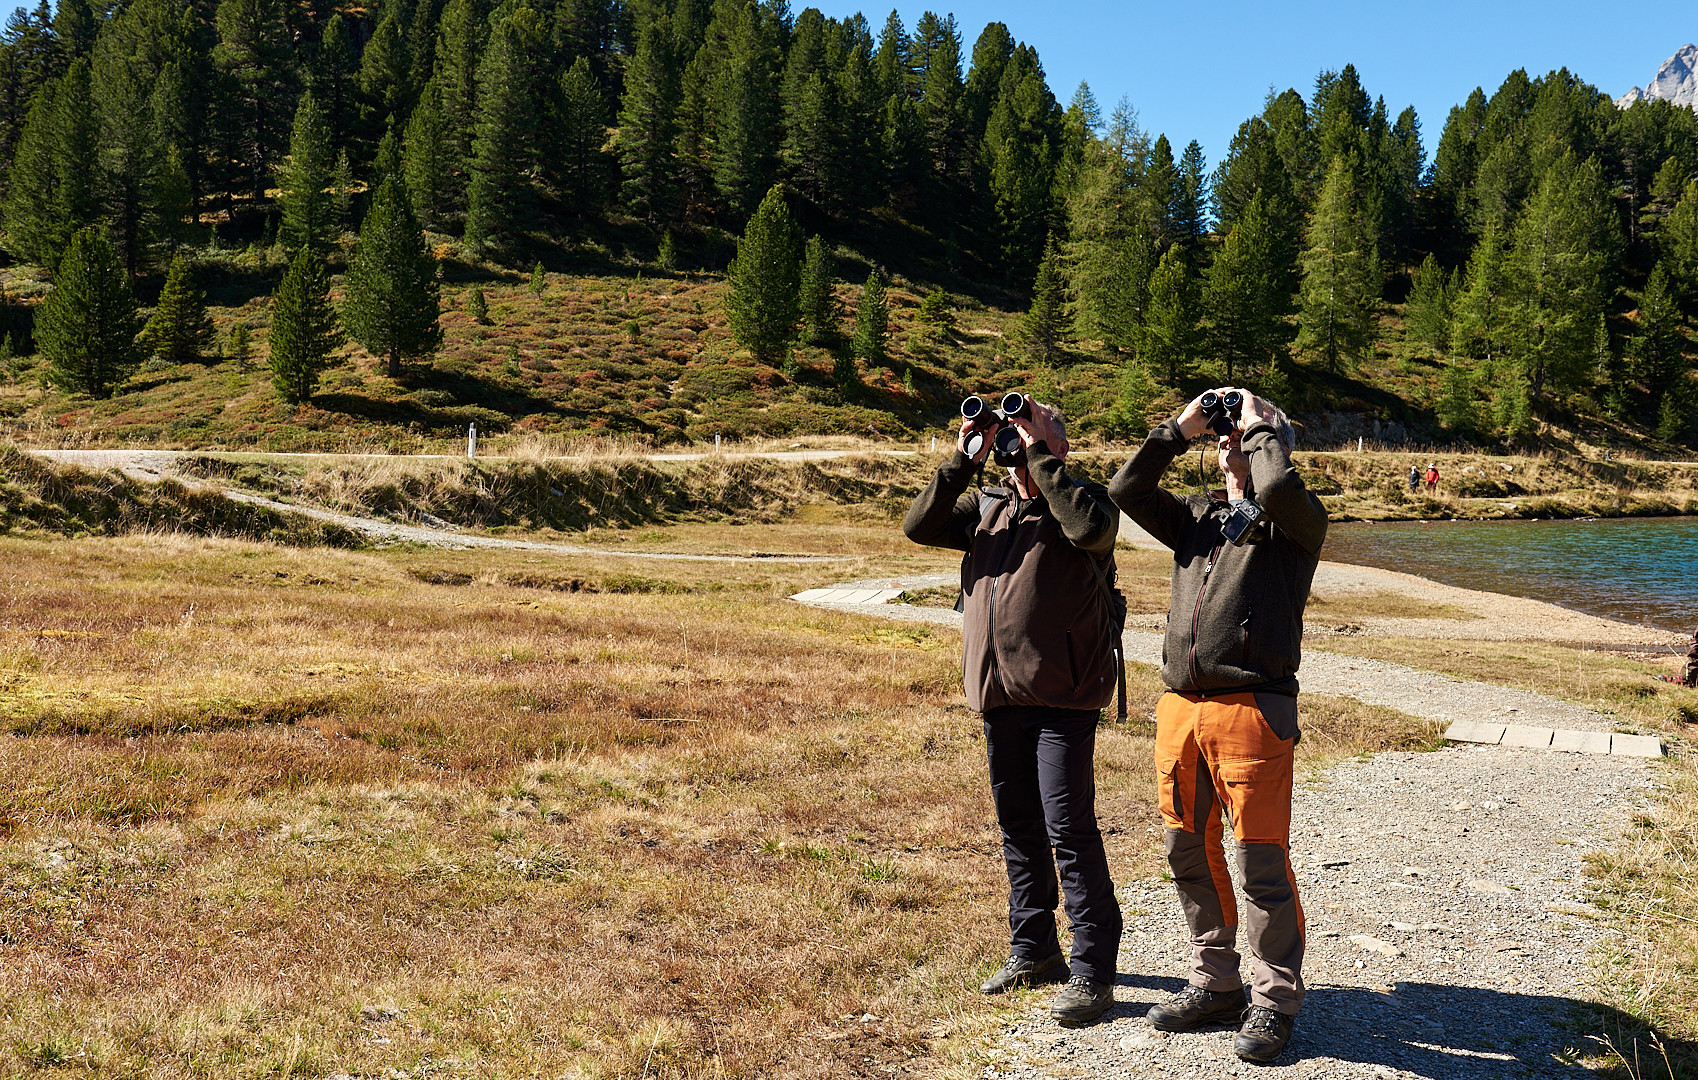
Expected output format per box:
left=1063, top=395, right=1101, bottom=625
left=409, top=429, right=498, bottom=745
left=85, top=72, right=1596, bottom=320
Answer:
left=1048, top=975, right=1114, bottom=1025
left=979, top=951, right=1066, bottom=995
left=1234, top=1005, right=1296, bottom=1062
left=1146, top=985, right=1247, bottom=1031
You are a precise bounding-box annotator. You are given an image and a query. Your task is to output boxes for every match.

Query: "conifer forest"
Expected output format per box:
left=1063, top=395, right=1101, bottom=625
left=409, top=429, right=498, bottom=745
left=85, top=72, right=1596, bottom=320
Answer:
left=2, top=0, right=1696, bottom=449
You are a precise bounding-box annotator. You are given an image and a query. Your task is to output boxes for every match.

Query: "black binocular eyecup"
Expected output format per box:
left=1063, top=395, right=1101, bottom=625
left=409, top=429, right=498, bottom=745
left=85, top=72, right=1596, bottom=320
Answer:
left=959, top=393, right=1031, bottom=466
left=999, top=391, right=1031, bottom=419
left=961, top=396, right=990, bottom=421
left=1200, top=390, right=1243, bottom=437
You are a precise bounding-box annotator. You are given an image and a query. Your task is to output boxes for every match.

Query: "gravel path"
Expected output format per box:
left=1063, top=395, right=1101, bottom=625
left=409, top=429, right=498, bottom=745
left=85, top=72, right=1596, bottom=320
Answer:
left=982, top=745, right=1657, bottom=1079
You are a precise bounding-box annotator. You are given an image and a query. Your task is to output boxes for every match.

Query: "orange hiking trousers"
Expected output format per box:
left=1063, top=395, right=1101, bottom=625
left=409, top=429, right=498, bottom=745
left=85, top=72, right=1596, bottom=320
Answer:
left=1154, top=690, right=1305, bottom=1015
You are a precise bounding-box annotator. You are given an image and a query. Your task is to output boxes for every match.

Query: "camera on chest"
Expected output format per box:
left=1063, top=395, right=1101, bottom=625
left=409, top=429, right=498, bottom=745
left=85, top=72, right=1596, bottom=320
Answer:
left=1217, top=497, right=1265, bottom=545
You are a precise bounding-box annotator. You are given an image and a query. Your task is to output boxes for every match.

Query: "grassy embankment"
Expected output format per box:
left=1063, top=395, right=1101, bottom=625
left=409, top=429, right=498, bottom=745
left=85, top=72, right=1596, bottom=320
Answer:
left=0, top=453, right=1449, bottom=1079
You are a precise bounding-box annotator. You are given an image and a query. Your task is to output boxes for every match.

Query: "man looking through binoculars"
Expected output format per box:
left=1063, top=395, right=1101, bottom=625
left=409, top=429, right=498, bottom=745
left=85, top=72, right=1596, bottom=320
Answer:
left=903, top=394, right=1123, bottom=1025
left=1108, top=387, right=1326, bottom=1062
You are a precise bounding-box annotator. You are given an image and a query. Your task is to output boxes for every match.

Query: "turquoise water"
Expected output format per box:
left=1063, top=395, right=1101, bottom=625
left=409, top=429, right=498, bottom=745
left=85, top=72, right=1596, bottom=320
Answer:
left=1320, top=517, right=1698, bottom=635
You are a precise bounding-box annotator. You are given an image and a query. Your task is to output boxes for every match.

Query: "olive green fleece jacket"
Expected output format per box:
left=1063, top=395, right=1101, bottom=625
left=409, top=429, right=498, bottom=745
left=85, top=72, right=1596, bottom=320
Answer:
left=902, top=442, right=1120, bottom=713
left=1108, top=419, right=1328, bottom=697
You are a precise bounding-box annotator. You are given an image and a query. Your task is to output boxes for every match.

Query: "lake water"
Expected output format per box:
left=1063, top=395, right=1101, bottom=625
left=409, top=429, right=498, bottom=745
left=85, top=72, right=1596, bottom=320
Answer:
left=1320, top=517, right=1698, bottom=635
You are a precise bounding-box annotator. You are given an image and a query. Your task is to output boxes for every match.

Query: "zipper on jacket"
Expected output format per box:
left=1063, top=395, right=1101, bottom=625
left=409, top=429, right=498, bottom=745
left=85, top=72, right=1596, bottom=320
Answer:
left=987, top=575, right=1004, bottom=701
left=1187, top=544, right=1221, bottom=694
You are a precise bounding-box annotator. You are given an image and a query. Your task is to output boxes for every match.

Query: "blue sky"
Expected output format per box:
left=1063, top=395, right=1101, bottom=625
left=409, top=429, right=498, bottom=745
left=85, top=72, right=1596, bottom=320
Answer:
left=813, top=0, right=1694, bottom=173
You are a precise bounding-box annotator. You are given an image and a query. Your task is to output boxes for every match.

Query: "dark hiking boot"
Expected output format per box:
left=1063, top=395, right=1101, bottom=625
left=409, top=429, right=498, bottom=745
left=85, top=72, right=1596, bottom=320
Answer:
left=1146, top=985, right=1247, bottom=1031
left=1049, top=975, right=1114, bottom=1025
left=979, top=951, right=1066, bottom=995
left=1234, top=1005, right=1295, bottom=1062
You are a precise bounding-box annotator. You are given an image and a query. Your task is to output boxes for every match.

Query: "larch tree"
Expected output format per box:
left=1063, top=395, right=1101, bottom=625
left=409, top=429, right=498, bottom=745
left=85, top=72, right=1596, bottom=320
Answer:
left=38, top=227, right=140, bottom=397
left=344, top=176, right=441, bottom=379
left=137, top=253, right=215, bottom=362
left=1202, top=192, right=1289, bottom=383
left=725, top=183, right=801, bottom=364
left=1628, top=261, right=1687, bottom=404
left=1141, top=244, right=1201, bottom=386
left=268, top=248, right=343, bottom=402
left=1019, top=235, right=1068, bottom=364
left=1296, top=156, right=1381, bottom=373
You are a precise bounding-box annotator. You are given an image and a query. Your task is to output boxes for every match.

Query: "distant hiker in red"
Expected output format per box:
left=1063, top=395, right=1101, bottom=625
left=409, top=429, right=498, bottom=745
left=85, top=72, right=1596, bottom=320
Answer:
left=1423, top=463, right=1439, bottom=494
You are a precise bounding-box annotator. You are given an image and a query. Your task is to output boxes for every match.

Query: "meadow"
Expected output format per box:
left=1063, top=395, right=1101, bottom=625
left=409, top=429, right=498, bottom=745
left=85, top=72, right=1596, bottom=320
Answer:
left=0, top=512, right=1440, bottom=1079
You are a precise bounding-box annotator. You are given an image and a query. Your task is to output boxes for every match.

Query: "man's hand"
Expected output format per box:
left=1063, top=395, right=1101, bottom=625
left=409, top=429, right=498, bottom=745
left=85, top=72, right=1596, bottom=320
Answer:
left=957, top=415, right=996, bottom=462
left=1007, top=396, right=1067, bottom=454
left=1176, top=389, right=1226, bottom=440
left=1235, top=388, right=1278, bottom=431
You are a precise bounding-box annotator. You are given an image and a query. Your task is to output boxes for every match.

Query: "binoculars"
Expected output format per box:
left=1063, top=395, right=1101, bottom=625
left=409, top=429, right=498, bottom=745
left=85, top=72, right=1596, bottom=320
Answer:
left=1199, top=390, right=1243, bottom=437
left=960, top=392, right=1032, bottom=467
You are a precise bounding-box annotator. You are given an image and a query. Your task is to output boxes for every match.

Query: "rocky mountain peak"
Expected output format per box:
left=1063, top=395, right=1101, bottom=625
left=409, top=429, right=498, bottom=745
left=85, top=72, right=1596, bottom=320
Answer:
left=1617, top=43, right=1698, bottom=110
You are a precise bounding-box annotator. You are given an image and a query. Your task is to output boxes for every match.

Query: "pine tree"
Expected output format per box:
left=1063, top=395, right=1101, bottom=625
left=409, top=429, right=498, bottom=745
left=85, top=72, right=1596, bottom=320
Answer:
left=852, top=268, right=888, bottom=364
left=1628, top=261, right=1686, bottom=401
left=38, top=227, right=140, bottom=397
left=344, top=176, right=442, bottom=379
left=229, top=321, right=251, bottom=371
left=212, top=0, right=296, bottom=200
left=92, top=17, right=172, bottom=273
left=1019, top=235, right=1068, bottom=364
left=433, top=0, right=486, bottom=207
left=4, top=59, right=99, bottom=266
left=981, top=45, right=1060, bottom=277
left=616, top=16, right=679, bottom=222
left=529, top=260, right=545, bottom=295
left=1296, top=156, right=1381, bottom=373
left=403, top=77, right=452, bottom=229
left=358, top=9, right=410, bottom=136
left=797, top=234, right=835, bottom=344
left=468, top=287, right=487, bottom=322
left=277, top=90, right=335, bottom=255
left=554, top=55, right=609, bottom=216
left=464, top=8, right=545, bottom=255
left=311, top=12, right=357, bottom=146
left=137, top=253, right=215, bottom=362
left=268, top=248, right=343, bottom=402
left=713, top=1, right=783, bottom=221
left=726, top=184, right=801, bottom=363
left=1202, top=193, right=1289, bottom=383
left=1142, top=245, right=1200, bottom=385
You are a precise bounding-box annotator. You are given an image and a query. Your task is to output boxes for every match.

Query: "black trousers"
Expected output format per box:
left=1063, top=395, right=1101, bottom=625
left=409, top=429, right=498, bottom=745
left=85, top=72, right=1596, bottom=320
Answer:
left=984, top=705, right=1122, bottom=984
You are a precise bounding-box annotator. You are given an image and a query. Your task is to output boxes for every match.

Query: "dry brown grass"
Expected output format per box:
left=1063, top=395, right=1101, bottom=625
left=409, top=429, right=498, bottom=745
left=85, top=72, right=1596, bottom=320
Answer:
left=1584, top=751, right=1698, bottom=1078
left=1305, top=590, right=1480, bottom=623
left=0, top=525, right=1440, bottom=1078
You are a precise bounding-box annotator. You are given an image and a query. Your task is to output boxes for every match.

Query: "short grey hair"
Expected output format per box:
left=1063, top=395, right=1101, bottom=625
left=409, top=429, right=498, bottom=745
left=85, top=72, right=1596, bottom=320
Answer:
left=1262, top=402, right=1296, bottom=454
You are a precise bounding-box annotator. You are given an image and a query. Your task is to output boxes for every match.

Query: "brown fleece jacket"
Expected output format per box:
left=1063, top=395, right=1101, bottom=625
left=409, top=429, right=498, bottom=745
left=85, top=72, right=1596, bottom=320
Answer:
left=903, top=442, right=1120, bottom=713
left=1108, top=419, right=1328, bottom=697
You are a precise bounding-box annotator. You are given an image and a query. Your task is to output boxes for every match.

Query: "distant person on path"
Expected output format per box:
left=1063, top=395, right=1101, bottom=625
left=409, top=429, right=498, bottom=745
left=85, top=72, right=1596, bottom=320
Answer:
left=1407, top=464, right=1420, bottom=493
left=1423, top=462, right=1439, bottom=494
left=902, top=395, right=1123, bottom=1026
left=1108, top=387, right=1327, bottom=1064
left=1685, top=627, right=1697, bottom=688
